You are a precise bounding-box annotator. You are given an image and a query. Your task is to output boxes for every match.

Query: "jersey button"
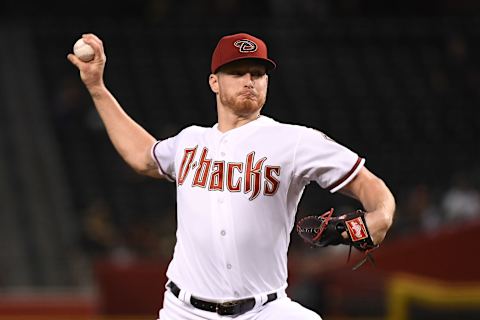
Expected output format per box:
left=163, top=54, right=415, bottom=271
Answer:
left=220, top=230, right=226, bottom=236
left=220, top=151, right=226, bottom=157
left=226, top=263, right=232, bottom=269
left=218, top=197, right=224, bottom=204
left=234, top=291, right=240, bottom=297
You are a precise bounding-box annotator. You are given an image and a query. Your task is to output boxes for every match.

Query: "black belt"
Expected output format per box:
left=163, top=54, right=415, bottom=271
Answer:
left=167, top=281, right=277, bottom=316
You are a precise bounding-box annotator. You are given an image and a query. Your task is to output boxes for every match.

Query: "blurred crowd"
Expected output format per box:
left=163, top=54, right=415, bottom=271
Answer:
left=80, top=197, right=176, bottom=262
left=399, top=171, right=480, bottom=234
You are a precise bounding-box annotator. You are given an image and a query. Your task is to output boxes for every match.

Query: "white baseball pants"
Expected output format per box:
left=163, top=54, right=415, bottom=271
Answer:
left=157, top=290, right=322, bottom=320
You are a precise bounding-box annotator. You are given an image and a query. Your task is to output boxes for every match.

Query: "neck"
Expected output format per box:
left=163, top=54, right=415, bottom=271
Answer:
left=216, top=105, right=261, bottom=133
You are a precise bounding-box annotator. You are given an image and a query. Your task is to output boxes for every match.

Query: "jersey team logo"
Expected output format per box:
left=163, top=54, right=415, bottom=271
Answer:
left=177, top=146, right=280, bottom=201
left=234, top=39, right=257, bottom=53
left=345, top=217, right=368, bottom=241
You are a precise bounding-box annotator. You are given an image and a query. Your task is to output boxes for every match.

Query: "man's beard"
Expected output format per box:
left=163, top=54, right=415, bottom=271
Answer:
left=220, top=90, right=266, bottom=117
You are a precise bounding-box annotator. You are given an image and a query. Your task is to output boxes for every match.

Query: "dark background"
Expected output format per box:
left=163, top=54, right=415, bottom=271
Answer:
left=0, top=0, right=479, bottom=319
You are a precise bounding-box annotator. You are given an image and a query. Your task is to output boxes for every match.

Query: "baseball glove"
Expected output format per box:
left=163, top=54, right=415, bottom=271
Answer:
left=296, top=208, right=378, bottom=270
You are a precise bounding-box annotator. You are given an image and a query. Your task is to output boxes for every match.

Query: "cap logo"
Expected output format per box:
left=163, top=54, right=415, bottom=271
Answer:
left=234, top=39, right=257, bottom=53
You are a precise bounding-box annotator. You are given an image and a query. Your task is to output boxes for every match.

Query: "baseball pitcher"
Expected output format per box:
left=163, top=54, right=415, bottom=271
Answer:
left=68, top=32, right=395, bottom=320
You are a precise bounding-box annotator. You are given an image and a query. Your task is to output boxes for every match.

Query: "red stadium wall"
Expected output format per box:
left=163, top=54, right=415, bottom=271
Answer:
left=2, top=220, right=476, bottom=318
left=374, top=219, right=480, bottom=281
left=307, top=218, right=480, bottom=317
left=93, top=259, right=169, bottom=315
left=90, top=219, right=480, bottom=315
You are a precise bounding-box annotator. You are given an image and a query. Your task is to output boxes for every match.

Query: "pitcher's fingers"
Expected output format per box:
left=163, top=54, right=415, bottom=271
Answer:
left=67, top=53, right=83, bottom=68
left=81, top=39, right=103, bottom=61
left=82, top=33, right=104, bottom=54
left=83, top=33, right=103, bottom=46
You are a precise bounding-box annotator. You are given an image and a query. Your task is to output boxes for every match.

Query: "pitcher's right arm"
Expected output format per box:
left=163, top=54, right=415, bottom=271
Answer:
left=67, top=33, right=162, bottom=178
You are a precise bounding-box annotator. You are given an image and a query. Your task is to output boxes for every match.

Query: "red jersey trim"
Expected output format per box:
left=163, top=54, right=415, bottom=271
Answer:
left=327, top=157, right=363, bottom=193
left=151, top=141, right=175, bottom=182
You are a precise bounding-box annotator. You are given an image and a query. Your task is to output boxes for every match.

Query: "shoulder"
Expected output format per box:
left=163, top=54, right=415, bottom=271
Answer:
left=261, top=116, right=324, bottom=137
left=177, top=124, right=210, bottom=136
left=268, top=118, right=342, bottom=150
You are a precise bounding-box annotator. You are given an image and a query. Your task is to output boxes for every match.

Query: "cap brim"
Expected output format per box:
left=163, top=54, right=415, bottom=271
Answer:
left=214, top=57, right=276, bottom=74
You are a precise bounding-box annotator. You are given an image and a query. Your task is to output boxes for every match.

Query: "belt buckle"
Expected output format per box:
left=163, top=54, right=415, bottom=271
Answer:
left=220, top=301, right=239, bottom=307
left=216, top=300, right=240, bottom=316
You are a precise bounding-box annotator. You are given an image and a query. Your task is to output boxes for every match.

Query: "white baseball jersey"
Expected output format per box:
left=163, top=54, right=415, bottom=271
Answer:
left=151, top=115, right=364, bottom=301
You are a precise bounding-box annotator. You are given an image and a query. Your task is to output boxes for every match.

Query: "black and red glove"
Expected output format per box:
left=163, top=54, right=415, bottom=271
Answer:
left=296, top=208, right=378, bottom=269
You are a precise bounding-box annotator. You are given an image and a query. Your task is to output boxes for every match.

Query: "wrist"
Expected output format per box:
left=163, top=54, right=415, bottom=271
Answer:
left=87, top=83, right=108, bottom=99
left=365, top=210, right=392, bottom=244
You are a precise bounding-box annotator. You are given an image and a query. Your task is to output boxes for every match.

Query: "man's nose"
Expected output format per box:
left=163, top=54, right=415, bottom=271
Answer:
left=243, top=73, right=255, bottom=87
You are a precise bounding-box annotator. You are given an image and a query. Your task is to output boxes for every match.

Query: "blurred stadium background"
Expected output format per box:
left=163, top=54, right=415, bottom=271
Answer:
left=0, top=0, right=479, bottom=319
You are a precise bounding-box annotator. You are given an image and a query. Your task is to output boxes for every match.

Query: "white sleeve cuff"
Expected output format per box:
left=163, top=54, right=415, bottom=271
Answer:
left=328, top=157, right=365, bottom=193
left=151, top=140, right=175, bottom=182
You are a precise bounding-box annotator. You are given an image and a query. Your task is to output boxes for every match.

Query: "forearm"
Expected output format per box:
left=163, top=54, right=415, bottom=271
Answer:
left=342, top=167, right=396, bottom=244
left=358, top=178, right=395, bottom=244
left=356, top=175, right=395, bottom=224
left=89, top=85, right=157, bottom=174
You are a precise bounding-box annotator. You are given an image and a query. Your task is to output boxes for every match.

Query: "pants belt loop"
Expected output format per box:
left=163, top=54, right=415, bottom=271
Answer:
left=179, top=288, right=191, bottom=304
left=168, top=281, right=191, bottom=305
left=254, top=291, right=276, bottom=309
left=253, top=294, right=263, bottom=309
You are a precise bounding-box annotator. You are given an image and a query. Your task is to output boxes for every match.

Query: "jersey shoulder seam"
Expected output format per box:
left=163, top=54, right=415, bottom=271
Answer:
left=178, top=124, right=208, bottom=135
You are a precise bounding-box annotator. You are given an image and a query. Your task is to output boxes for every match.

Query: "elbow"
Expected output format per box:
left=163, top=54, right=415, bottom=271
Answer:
left=126, top=156, right=153, bottom=177
left=379, top=183, right=396, bottom=232
left=132, top=163, right=157, bottom=177
left=386, top=185, right=396, bottom=228
left=132, top=160, right=162, bottom=179
left=373, top=177, right=396, bottom=238
left=123, top=148, right=154, bottom=176
left=381, top=208, right=395, bottom=232
left=133, top=165, right=149, bottom=176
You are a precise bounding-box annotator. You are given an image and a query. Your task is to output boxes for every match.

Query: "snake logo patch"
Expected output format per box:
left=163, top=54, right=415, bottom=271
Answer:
left=234, top=39, right=257, bottom=53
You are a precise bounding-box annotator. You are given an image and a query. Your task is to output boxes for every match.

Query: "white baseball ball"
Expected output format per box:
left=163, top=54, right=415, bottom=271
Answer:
left=73, top=38, right=95, bottom=62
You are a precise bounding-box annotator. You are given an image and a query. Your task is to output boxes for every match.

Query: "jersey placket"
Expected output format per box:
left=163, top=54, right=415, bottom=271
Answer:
left=215, top=134, right=244, bottom=298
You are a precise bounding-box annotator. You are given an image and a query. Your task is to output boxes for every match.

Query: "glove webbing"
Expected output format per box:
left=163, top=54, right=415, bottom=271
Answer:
left=311, top=208, right=334, bottom=242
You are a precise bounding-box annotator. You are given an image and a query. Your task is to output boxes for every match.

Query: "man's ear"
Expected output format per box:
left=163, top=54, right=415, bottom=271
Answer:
left=209, top=74, right=219, bottom=94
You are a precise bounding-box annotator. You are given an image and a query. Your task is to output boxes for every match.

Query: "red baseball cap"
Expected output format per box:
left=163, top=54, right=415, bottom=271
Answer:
left=211, top=33, right=276, bottom=74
